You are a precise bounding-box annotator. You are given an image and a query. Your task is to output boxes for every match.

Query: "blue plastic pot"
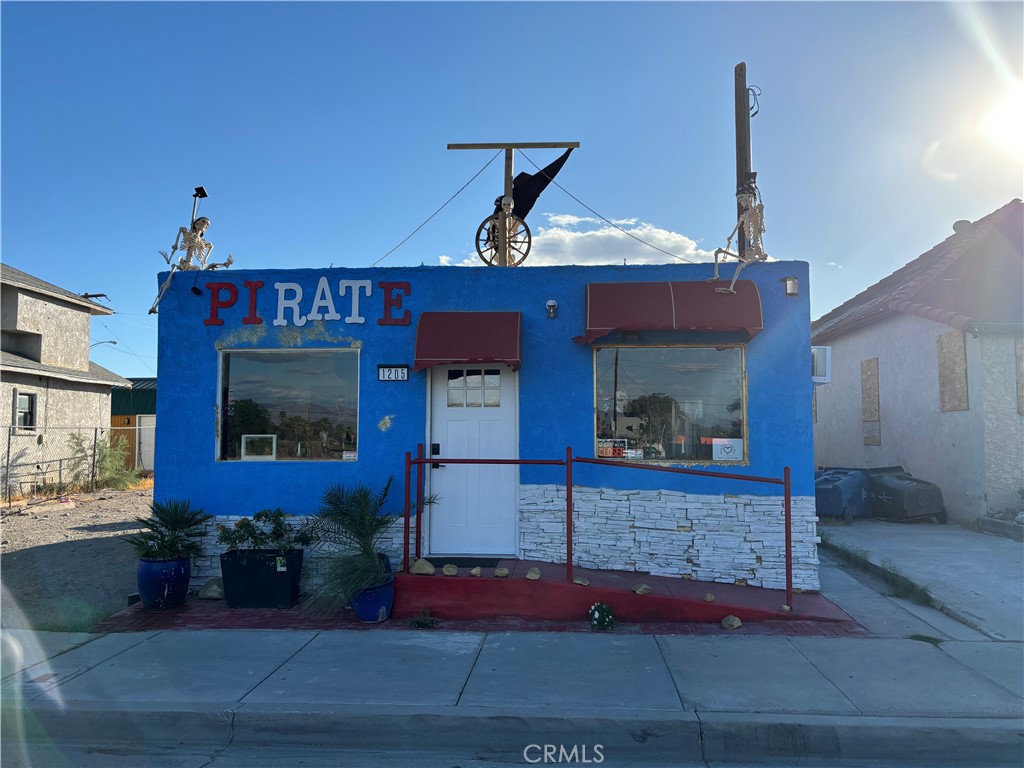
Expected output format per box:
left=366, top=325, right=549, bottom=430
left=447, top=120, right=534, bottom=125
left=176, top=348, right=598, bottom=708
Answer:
left=351, top=574, right=394, bottom=623
left=137, top=557, right=192, bottom=609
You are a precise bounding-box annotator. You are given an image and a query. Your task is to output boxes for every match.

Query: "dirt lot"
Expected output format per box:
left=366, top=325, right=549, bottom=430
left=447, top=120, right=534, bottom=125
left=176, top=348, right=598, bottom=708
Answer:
left=1, top=488, right=151, bottom=631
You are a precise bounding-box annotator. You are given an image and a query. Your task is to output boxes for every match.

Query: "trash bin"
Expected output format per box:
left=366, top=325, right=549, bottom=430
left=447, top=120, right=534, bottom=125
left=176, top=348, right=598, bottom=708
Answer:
left=815, top=468, right=870, bottom=521
left=867, top=467, right=946, bottom=523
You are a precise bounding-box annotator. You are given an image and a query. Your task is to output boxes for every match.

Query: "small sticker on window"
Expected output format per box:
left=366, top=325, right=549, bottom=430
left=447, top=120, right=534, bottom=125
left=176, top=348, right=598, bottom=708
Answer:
left=712, top=439, right=743, bottom=461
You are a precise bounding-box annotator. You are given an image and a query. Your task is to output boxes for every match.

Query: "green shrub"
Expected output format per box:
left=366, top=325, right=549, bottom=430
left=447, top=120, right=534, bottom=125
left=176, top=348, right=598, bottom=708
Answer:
left=123, top=499, right=212, bottom=560
left=66, top=431, right=140, bottom=491
left=216, top=508, right=312, bottom=552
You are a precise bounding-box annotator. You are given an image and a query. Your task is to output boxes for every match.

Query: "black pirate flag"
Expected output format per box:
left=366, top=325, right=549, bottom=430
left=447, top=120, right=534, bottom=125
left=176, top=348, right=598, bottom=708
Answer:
left=493, top=148, right=574, bottom=220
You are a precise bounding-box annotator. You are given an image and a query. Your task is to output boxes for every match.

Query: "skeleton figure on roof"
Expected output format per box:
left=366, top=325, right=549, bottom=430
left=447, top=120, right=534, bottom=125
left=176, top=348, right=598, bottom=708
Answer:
left=148, top=216, right=234, bottom=314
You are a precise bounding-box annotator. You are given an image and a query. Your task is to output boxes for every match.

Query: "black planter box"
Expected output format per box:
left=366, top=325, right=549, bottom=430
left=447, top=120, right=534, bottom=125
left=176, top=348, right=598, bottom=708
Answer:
left=220, top=549, right=304, bottom=608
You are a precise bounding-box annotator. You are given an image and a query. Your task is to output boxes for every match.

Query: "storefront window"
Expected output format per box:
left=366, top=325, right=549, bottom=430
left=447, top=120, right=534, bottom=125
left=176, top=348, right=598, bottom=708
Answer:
left=595, top=346, right=745, bottom=462
left=219, top=349, right=358, bottom=461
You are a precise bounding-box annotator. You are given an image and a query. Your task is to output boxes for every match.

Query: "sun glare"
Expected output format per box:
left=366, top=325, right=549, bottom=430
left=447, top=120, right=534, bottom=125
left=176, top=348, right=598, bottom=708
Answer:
left=978, top=84, right=1024, bottom=162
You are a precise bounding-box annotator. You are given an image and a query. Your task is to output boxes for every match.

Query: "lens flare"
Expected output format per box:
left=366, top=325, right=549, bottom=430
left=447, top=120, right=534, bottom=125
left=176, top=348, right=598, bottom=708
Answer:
left=978, top=84, right=1024, bottom=161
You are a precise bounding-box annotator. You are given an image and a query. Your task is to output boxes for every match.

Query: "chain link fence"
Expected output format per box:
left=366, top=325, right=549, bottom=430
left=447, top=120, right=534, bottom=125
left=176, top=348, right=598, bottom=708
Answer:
left=2, top=425, right=155, bottom=503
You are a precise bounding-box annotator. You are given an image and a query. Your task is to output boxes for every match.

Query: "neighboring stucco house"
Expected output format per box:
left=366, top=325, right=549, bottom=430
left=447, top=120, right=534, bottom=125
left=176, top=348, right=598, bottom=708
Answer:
left=812, top=199, right=1023, bottom=522
left=0, top=264, right=130, bottom=496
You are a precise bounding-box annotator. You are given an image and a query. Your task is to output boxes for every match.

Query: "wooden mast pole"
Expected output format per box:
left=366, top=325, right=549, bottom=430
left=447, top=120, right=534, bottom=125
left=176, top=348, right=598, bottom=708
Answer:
left=734, top=63, right=752, bottom=260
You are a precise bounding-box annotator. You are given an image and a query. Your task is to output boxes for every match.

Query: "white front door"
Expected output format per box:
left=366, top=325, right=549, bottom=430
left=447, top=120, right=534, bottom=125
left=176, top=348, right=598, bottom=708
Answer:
left=428, top=365, right=518, bottom=556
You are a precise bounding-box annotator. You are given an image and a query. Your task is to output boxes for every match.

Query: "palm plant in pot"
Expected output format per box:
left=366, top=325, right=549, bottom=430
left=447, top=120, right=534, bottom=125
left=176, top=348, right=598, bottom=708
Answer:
left=217, top=508, right=313, bottom=608
left=303, top=477, right=401, bottom=622
left=123, top=499, right=212, bottom=609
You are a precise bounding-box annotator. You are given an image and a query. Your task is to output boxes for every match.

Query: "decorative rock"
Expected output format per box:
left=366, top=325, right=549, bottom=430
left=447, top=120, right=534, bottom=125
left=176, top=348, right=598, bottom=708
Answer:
left=633, top=583, right=652, bottom=595
left=525, top=567, right=541, bottom=580
left=703, top=592, right=715, bottom=603
left=197, top=578, right=224, bottom=600
left=410, top=558, right=436, bottom=575
left=442, top=563, right=458, bottom=576
left=470, top=566, right=482, bottom=577
left=780, top=604, right=792, bottom=613
left=572, top=576, right=590, bottom=586
left=721, top=614, right=742, bottom=630
left=494, top=567, right=510, bottom=578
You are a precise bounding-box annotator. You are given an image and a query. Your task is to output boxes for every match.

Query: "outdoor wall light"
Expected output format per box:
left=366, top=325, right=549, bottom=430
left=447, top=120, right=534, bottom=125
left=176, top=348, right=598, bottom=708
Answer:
left=782, top=277, right=799, bottom=297
left=546, top=299, right=558, bottom=318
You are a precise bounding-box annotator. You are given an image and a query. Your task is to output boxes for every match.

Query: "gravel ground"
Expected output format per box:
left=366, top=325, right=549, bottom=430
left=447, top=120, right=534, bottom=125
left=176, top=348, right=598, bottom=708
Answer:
left=1, top=488, right=151, bottom=631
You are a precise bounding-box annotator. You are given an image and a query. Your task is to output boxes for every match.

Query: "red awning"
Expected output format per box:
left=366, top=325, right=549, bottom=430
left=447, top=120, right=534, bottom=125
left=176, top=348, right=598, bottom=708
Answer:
left=573, top=280, right=763, bottom=344
left=413, top=312, right=523, bottom=372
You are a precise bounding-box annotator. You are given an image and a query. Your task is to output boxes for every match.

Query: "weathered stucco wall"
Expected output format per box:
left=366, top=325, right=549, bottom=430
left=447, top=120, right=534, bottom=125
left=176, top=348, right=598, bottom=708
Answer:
left=6, top=293, right=90, bottom=371
left=814, top=313, right=995, bottom=520
left=0, top=373, right=112, bottom=430
left=980, top=333, right=1024, bottom=515
left=1, top=373, right=115, bottom=495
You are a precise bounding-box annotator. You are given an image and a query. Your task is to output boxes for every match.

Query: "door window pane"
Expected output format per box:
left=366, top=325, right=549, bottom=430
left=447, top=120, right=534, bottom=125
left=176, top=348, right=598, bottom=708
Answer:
left=446, top=367, right=501, bottom=408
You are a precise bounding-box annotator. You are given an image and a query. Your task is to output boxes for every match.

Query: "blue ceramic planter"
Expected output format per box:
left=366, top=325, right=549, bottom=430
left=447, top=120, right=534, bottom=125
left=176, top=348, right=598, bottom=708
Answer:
left=137, top=557, right=191, bottom=609
left=351, top=574, right=394, bottom=623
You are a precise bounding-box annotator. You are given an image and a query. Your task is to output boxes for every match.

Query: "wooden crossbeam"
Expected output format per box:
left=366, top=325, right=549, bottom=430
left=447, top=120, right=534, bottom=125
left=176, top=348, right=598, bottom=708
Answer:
left=447, top=142, right=580, bottom=150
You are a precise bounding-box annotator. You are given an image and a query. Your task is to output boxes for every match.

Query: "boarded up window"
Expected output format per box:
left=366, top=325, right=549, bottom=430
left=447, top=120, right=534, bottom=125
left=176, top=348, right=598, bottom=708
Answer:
left=937, top=331, right=969, bottom=411
left=1017, top=336, right=1023, bottom=416
left=861, top=358, right=880, bottom=445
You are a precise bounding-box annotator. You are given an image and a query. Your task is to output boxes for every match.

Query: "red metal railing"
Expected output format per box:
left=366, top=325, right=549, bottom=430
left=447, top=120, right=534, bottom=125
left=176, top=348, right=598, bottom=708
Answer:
left=403, top=444, right=794, bottom=608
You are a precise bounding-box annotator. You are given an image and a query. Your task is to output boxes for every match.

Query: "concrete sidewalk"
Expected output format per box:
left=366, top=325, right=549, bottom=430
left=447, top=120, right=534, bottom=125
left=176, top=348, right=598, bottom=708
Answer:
left=2, top=626, right=1022, bottom=766
left=822, top=519, right=1024, bottom=641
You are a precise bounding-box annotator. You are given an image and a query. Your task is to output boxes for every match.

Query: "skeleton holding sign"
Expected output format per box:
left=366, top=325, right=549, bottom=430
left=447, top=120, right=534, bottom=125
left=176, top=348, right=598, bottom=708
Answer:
left=149, top=216, right=234, bottom=314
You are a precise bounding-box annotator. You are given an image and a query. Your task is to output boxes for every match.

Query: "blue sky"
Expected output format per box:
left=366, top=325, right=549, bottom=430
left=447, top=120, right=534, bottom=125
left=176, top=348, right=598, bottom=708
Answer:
left=2, top=1, right=1021, bottom=379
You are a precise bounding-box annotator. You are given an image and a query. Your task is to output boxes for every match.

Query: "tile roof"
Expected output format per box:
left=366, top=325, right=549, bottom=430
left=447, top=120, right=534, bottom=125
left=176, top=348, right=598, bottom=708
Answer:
left=812, top=200, right=1023, bottom=343
left=0, top=350, right=130, bottom=388
left=0, top=263, right=115, bottom=315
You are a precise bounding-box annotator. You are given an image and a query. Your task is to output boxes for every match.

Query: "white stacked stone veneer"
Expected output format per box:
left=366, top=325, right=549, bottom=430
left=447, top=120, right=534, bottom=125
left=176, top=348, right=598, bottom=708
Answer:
left=191, top=489, right=819, bottom=593
left=519, top=484, right=820, bottom=591
left=191, top=515, right=413, bottom=589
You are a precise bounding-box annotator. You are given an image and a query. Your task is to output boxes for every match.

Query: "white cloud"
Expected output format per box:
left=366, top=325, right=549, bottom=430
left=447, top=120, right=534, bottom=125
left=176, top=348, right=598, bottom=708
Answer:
left=545, top=214, right=596, bottom=227
left=437, top=213, right=716, bottom=267
left=826, top=261, right=844, bottom=269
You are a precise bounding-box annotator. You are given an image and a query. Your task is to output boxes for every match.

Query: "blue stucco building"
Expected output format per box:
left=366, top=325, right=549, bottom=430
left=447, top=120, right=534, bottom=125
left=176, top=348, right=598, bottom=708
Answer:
left=156, top=261, right=820, bottom=590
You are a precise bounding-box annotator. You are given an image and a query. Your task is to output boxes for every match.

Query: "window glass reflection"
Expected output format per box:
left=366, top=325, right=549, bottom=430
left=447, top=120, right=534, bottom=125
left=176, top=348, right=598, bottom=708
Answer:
left=220, top=349, right=358, bottom=461
left=595, top=347, right=743, bottom=462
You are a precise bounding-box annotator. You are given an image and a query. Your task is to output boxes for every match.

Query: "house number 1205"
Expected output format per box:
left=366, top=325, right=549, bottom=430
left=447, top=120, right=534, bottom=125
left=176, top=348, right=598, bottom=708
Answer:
left=378, top=366, right=409, bottom=382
